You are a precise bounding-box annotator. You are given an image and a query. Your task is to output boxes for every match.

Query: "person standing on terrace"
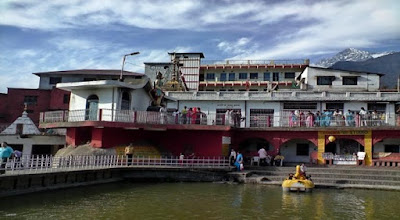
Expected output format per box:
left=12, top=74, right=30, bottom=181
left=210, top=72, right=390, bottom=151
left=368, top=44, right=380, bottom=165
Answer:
left=0, top=142, right=14, bottom=174
left=234, top=151, right=243, bottom=171
left=181, top=106, right=188, bottom=124
left=359, top=107, right=367, bottom=126
left=345, top=110, right=354, bottom=126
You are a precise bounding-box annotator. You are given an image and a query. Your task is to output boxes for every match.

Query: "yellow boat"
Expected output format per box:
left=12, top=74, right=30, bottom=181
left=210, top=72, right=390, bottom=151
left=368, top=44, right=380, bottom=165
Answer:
left=282, top=165, right=314, bottom=192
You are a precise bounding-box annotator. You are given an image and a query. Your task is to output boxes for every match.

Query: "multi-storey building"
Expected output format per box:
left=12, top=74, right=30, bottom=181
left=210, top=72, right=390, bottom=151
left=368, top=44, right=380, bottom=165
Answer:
left=0, top=69, right=144, bottom=127
left=39, top=52, right=400, bottom=166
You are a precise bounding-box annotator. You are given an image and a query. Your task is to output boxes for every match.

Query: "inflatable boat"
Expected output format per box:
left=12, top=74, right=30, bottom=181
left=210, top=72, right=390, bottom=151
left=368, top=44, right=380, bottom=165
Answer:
left=282, top=165, right=314, bottom=192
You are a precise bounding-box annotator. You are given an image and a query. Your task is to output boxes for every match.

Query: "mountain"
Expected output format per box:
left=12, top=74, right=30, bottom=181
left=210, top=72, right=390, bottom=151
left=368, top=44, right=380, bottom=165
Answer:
left=315, top=48, right=373, bottom=68
left=315, top=48, right=396, bottom=68
left=330, top=52, right=400, bottom=89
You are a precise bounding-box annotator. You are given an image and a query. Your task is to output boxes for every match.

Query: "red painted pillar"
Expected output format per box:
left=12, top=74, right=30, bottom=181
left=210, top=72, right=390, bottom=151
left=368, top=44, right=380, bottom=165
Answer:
left=91, top=128, right=104, bottom=148
left=66, top=128, right=77, bottom=146
left=99, top=109, right=103, bottom=121
left=267, top=115, right=271, bottom=127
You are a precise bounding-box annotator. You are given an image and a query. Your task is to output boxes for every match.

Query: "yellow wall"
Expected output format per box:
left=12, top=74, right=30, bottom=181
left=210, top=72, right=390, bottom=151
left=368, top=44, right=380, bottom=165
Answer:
left=317, top=130, right=372, bottom=165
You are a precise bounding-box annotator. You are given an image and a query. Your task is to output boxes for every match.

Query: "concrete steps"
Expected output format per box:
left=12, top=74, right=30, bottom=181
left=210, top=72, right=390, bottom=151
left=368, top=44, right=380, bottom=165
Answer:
left=230, top=166, right=400, bottom=190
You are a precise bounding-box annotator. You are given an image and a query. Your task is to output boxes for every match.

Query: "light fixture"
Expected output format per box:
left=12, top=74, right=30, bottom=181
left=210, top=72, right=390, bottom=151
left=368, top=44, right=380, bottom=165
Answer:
left=120, top=52, right=140, bottom=81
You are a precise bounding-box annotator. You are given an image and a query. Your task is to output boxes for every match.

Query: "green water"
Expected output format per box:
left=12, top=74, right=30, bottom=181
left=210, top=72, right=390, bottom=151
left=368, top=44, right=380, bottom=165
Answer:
left=0, top=182, right=399, bottom=219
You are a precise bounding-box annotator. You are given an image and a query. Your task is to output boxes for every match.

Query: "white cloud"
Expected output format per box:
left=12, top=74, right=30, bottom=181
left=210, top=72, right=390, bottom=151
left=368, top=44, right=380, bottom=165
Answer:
left=0, top=35, right=192, bottom=93
left=217, top=37, right=253, bottom=54
left=224, top=0, right=400, bottom=60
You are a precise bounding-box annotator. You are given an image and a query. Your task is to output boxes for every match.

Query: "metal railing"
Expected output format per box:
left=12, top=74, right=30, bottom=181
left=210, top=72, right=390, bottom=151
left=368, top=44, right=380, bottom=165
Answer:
left=40, top=109, right=400, bottom=128
left=201, top=59, right=308, bottom=65
left=0, top=155, right=230, bottom=175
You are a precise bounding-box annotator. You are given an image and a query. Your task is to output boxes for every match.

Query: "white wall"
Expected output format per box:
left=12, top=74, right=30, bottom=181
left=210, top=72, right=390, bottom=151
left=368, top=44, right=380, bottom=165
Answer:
left=303, top=67, right=380, bottom=91
left=131, top=88, right=152, bottom=111
left=280, top=139, right=317, bottom=163
left=69, top=88, right=115, bottom=111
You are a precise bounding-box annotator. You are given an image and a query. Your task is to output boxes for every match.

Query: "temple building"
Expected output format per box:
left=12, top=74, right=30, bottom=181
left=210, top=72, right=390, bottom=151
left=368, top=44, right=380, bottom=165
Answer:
left=38, top=52, right=400, bottom=166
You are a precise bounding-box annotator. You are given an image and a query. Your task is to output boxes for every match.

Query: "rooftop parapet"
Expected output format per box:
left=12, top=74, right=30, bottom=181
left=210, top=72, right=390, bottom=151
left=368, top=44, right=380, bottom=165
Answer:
left=201, top=59, right=309, bottom=66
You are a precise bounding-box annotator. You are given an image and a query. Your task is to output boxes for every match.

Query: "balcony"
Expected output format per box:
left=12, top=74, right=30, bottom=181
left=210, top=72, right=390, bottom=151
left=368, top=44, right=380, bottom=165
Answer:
left=201, top=59, right=308, bottom=65
left=39, top=109, right=400, bottom=129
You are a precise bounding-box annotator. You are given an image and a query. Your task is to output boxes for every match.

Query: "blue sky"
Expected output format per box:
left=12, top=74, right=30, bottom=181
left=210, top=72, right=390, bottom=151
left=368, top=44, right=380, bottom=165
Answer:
left=0, top=0, right=399, bottom=93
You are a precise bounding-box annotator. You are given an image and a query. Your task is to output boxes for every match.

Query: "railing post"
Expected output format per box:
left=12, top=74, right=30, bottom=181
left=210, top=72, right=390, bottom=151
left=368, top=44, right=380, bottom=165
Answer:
left=99, top=109, right=103, bottom=121
left=133, top=111, right=137, bottom=123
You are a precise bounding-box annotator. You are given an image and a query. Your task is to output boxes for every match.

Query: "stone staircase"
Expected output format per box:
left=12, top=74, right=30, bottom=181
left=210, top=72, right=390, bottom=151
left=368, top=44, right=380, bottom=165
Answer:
left=229, top=166, right=400, bottom=191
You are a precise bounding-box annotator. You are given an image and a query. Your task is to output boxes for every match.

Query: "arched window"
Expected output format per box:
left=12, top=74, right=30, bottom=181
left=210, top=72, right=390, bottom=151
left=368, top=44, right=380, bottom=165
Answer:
left=85, top=95, right=99, bottom=120
left=121, top=92, right=131, bottom=110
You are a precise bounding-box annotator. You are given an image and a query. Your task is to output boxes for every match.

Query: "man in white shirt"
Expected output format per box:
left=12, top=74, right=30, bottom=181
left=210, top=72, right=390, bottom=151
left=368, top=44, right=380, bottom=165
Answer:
left=359, top=107, right=367, bottom=126
left=258, top=147, right=268, bottom=166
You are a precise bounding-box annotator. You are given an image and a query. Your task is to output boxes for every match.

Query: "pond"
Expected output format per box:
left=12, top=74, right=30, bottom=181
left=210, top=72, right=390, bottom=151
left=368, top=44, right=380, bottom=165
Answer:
left=0, top=182, right=398, bottom=219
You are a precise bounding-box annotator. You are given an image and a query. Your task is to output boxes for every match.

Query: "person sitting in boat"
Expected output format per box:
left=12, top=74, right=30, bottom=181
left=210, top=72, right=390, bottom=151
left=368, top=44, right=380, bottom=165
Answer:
left=294, top=165, right=306, bottom=180
left=300, top=163, right=307, bottom=176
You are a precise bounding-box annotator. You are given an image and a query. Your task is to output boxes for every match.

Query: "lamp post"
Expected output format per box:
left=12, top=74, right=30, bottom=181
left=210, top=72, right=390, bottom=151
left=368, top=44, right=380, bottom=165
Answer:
left=120, top=52, right=140, bottom=81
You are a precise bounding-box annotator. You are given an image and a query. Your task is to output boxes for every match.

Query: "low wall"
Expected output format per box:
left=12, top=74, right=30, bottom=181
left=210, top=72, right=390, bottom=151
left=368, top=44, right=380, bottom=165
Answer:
left=0, top=168, right=229, bottom=197
left=0, top=169, right=122, bottom=197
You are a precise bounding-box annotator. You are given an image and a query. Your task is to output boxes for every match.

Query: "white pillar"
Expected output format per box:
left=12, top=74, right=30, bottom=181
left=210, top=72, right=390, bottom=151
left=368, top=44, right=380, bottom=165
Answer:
left=23, top=143, right=33, bottom=156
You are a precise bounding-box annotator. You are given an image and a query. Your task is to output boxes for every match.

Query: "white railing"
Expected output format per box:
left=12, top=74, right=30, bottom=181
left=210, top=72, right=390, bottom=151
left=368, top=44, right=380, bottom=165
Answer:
left=0, top=155, right=230, bottom=175
left=201, top=59, right=308, bottom=65
left=40, top=109, right=400, bottom=128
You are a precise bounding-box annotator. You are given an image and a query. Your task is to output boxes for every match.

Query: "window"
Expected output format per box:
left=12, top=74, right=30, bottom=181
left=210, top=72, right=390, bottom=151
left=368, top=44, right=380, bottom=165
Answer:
left=343, top=76, right=358, bottom=85
left=326, top=103, right=344, bottom=111
left=206, top=73, right=215, bottom=80
left=367, top=103, right=386, bottom=113
left=384, top=145, right=399, bottom=153
left=24, top=96, right=38, bottom=105
left=49, top=77, right=62, bottom=85
left=219, top=89, right=226, bottom=91
left=285, top=72, right=295, bottom=79
left=250, top=73, right=258, bottom=79
left=296, top=144, right=309, bottom=156
left=121, top=92, right=131, bottom=110
left=63, top=94, right=70, bottom=104
left=239, top=73, right=247, bottom=80
left=199, top=74, right=204, bottom=82
left=83, top=78, right=96, bottom=81
left=273, top=72, right=279, bottom=81
left=220, top=73, right=227, bottom=81
left=229, top=73, right=235, bottom=81
left=317, top=76, right=335, bottom=85
left=250, top=109, right=274, bottom=127
left=264, top=72, right=270, bottom=81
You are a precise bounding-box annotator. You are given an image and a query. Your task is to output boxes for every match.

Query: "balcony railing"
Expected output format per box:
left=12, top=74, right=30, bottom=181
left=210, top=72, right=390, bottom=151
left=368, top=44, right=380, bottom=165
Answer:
left=201, top=59, right=308, bottom=65
left=1, top=155, right=230, bottom=175
left=40, top=109, right=400, bottom=128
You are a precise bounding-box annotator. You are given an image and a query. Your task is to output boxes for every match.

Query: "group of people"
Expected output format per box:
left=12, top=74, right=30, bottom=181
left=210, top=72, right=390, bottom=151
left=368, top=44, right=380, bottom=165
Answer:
left=224, top=110, right=244, bottom=127
left=229, top=149, right=244, bottom=171
left=179, top=106, right=207, bottom=125
left=289, top=107, right=385, bottom=128
left=229, top=148, right=285, bottom=171
left=257, top=147, right=284, bottom=166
